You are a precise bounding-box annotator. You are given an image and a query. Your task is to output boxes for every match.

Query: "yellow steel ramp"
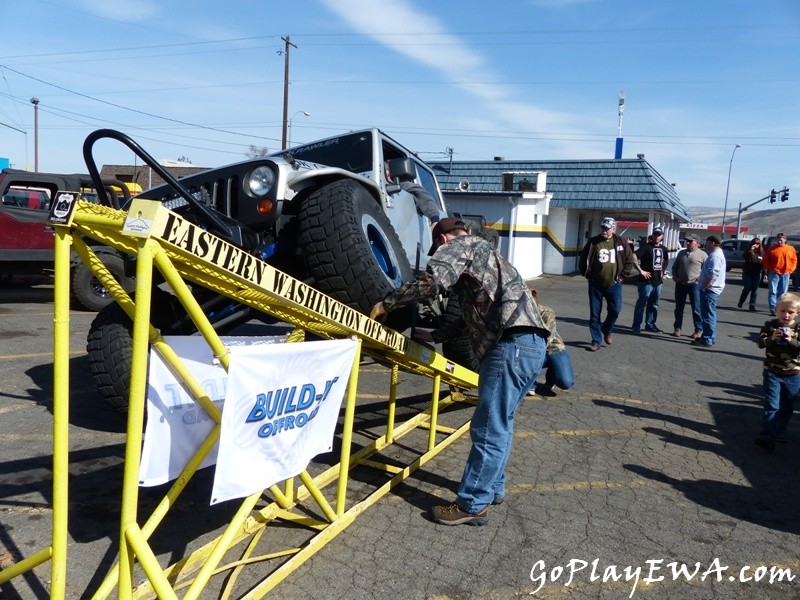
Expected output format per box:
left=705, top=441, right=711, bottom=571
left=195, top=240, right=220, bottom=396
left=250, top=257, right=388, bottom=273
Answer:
left=1, top=197, right=479, bottom=599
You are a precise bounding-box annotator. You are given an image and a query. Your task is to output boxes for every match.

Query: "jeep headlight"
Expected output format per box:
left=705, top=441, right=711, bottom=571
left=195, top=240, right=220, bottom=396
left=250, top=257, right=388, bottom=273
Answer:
left=247, top=166, right=275, bottom=197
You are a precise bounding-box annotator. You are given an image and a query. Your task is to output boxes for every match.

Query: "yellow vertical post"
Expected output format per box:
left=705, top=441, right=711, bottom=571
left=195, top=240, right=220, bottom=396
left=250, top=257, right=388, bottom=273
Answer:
left=386, top=364, right=398, bottom=444
left=427, top=375, right=441, bottom=451
left=281, top=327, right=306, bottom=503
left=117, top=240, right=156, bottom=599
left=182, top=493, right=262, bottom=600
left=50, top=226, right=72, bottom=600
left=335, top=338, right=362, bottom=516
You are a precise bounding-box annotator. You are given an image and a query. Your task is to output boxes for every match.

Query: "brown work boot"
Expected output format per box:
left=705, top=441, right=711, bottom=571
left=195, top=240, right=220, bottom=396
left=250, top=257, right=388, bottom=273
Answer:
left=431, top=502, right=488, bottom=526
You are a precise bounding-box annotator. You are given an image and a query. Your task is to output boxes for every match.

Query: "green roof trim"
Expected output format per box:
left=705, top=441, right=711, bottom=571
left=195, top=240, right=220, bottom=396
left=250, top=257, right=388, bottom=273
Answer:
left=429, top=158, right=690, bottom=221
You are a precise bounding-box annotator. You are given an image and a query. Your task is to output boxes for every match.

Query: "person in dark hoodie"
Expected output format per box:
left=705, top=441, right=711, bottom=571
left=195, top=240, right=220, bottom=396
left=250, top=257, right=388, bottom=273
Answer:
left=738, top=237, right=764, bottom=311
left=578, top=217, right=638, bottom=352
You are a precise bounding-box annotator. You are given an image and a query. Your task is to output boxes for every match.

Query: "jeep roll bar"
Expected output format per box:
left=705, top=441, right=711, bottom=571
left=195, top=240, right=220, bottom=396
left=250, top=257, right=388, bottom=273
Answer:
left=82, top=129, right=257, bottom=249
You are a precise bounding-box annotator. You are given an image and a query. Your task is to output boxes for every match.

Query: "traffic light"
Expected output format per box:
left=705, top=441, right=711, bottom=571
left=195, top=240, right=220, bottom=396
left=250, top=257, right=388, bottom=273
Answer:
left=769, top=188, right=777, bottom=203
left=781, top=188, right=789, bottom=202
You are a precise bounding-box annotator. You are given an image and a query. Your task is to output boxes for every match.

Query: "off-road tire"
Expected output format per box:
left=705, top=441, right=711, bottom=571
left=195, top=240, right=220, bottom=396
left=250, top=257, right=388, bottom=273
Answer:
left=477, top=227, right=500, bottom=249
left=86, top=288, right=191, bottom=413
left=298, top=179, right=412, bottom=314
left=71, top=251, right=134, bottom=311
left=464, top=220, right=500, bottom=249
left=440, top=294, right=480, bottom=371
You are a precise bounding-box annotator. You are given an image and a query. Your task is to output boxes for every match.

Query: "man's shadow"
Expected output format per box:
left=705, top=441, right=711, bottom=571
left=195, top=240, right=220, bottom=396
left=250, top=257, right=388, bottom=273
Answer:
left=595, top=395, right=800, bottom=535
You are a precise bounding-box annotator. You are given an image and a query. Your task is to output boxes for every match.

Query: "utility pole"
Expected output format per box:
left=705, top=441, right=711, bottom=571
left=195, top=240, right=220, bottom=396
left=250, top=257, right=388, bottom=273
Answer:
left=30, top=97, right=40, bottom=172
left=280, top=35, right=297, bottom=151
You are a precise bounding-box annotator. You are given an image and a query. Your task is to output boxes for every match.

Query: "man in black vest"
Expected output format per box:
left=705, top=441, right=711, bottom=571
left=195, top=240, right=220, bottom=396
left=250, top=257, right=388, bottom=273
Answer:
left=631, top=227, right=669, bottom=333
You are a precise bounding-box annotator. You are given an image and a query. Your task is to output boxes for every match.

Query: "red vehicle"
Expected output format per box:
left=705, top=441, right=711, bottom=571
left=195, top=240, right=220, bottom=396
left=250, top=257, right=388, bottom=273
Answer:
left=0, top=168, right=134, bottom=310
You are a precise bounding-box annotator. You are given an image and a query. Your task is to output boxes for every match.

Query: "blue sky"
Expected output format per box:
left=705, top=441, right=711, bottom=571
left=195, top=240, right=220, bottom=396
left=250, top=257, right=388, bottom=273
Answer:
left=1, top=0, right=798, bottom=210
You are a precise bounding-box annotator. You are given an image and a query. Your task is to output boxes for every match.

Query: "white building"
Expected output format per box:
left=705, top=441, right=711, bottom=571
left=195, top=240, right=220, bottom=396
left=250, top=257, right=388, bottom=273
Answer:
left=430, top=157, right=691, bottom=278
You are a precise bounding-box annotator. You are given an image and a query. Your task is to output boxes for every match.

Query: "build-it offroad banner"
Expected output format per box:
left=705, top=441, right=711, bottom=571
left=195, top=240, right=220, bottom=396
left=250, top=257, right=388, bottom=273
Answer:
left=139, top=336, right=357, bottom=505
left=140, top=336, right=286, bottom=488
left=211, top=338, right=357, bottom=505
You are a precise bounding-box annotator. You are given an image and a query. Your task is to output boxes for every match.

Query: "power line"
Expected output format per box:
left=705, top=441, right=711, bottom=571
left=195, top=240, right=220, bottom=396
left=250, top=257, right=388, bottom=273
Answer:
left=39, top=103, right=260, bottom=151
left=2, top=35, right=280, bottom=60
left=0, top=64, right=277, bottom=143
left=26, top=104, right=251, bottom=158
left=3, top=23, right=794, bottom=61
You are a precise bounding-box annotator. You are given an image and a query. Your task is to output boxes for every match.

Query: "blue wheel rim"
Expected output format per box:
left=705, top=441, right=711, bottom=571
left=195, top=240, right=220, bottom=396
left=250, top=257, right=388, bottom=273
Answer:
left=367, top=223, right=397, bottom=280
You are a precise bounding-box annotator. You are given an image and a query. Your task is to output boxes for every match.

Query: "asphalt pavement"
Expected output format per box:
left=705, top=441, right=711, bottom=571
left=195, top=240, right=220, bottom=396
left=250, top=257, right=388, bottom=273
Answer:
left=1, top=272, right=799, bottom=599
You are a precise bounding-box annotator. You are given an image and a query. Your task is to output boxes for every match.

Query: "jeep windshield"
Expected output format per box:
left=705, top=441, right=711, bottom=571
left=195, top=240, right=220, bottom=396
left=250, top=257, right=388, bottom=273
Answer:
left=278, top=131, right=374, bottom=175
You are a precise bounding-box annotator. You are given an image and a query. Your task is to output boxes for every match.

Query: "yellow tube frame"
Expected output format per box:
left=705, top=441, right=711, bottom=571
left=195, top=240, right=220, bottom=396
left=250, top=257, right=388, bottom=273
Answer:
left=0, top=198, right=480, bottom=599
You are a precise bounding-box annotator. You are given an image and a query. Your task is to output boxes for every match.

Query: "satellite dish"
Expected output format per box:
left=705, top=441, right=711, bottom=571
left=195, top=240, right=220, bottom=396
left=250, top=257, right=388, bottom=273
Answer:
left=458, top=179, right=470, bottom=191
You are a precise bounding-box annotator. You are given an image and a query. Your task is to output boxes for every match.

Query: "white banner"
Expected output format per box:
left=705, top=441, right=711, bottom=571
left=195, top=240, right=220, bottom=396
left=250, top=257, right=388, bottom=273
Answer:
left=210, top=338, right=358, bottom=505
left=139, top=336, right=285, bottom=487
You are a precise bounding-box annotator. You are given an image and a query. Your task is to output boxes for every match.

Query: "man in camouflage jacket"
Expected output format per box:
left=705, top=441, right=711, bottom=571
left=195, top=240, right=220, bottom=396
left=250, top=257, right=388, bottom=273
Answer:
left=371, top=217, right=549, bottom=526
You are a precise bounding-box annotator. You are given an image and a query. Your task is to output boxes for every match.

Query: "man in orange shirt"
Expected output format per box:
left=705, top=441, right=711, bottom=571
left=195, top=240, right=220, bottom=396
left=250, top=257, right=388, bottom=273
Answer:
left=763, top=233, right=798, bottom=315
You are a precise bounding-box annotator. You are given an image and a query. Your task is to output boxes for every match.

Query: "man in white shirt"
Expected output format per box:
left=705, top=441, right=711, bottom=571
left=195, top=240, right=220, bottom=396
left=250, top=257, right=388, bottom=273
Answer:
left=692, top=235, right=727, bottom=347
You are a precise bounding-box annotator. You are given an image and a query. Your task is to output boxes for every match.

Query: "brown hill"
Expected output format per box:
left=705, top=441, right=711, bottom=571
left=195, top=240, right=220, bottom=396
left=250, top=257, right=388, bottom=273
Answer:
left=738, top=205, right=800, bottom=238
left=687, top=205, right=800, bottom=239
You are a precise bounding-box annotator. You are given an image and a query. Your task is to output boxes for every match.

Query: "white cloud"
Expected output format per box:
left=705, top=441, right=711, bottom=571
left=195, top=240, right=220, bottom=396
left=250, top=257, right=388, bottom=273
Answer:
left=76, top=0, right=159, bottom=22
left=319, top=0, right=584, bottom=139
left=319, top=0, right=486, bottom=74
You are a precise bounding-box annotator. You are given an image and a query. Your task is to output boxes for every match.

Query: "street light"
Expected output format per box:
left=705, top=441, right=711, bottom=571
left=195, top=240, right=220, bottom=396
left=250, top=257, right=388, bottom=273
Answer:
left=30, top=97, right=40, bottom=172
left=288, top=110, right=310, bottom=148
left=720, top=144, right=740, bottom=239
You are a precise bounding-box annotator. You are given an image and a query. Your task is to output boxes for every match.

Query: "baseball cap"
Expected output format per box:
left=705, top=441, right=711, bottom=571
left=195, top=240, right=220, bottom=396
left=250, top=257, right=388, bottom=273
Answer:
left=652, top=227, right=664, bottom=236
left=684, top=234, right=698, bottom=242
left=429, top=217, right=467, bottom=255
left=600, top=217, right=616, bottom=230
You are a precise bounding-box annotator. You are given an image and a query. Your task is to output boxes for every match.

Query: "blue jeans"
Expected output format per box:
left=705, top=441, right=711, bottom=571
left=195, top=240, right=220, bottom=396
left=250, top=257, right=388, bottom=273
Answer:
left=699, top=289, right=719, bottom=345
left=544, top=349, right=575, bottom=390
left=739, top=271, right=761, bottom=309
left=631, top=282, right=662, bottom=330
left=457, top=332, right=546, bottom=513
left=768, top=272, right=790, bottom=311
left=760, top=369, right=800, bottom=443
left=587, top=280, right=622, bottom=344
left=673, top=281, right=702, bottom=334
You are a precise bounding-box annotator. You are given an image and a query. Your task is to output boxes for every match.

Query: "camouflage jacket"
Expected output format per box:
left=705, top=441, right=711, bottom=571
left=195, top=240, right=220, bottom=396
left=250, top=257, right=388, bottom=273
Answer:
left=382, top=234, right=549, bottom=361
left=757, top=319, right=800, bottom=374
left=539, top=304, right=566, bottom=355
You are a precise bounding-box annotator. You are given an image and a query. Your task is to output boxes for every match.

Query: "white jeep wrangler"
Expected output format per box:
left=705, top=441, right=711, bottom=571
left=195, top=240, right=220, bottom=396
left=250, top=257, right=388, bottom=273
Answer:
left=84, top=128, right=481, bottom=411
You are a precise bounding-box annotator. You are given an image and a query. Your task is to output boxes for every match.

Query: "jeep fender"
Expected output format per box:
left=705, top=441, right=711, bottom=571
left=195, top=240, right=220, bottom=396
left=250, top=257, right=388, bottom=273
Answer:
left=286, top=167, right=385, bottom=207
left=286, top=168, right=429, bottom=271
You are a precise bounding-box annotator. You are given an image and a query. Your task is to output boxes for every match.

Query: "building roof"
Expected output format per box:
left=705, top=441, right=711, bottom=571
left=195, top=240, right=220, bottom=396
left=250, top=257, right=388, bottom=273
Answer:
left=429, top=158, right=690, bottom=222
left=100, top=163, right=209, bottom=190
